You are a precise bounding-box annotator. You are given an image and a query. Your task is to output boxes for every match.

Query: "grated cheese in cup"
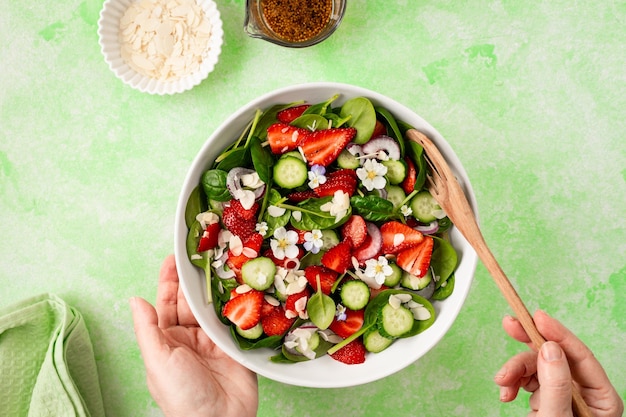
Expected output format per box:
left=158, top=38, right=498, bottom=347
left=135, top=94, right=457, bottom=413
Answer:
left=119, top=0, right=213, bottom=81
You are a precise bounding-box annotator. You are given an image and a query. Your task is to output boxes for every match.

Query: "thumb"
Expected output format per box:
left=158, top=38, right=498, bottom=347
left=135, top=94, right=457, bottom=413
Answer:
left=537, top=341, right=573, bottom=416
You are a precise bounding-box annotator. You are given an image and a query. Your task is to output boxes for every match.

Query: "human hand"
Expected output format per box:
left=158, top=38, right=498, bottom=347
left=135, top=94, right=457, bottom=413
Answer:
left=130, top=255, right=258, bottom=417
left=494, top=310, right=623, bottom=416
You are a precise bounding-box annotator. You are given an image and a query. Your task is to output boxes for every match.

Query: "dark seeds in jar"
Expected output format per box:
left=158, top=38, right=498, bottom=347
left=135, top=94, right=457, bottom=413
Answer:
left=261, top=0, right=332, bottom=43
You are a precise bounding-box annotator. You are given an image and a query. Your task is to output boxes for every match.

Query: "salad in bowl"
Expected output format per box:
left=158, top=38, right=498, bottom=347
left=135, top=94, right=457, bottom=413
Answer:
left=175, top=83, right=478, bottom=387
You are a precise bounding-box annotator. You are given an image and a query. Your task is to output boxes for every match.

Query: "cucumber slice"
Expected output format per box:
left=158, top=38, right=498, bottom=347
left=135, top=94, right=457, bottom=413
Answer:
left=340, top=280, right=370, bottom=310
left=273, top=156, right=307, bottom=189
left=382, top=159, right=407, bottom=184
left=400, top=270, right=432, bottom=290
left=410, top=190, right=442, bottom=223
left=241, top=257, right=276, bottom=291
left=379, top=303, right=414, bottom=338
left=385, top=185, right=406, bottom=210
left=236, top=322, right=263, bottom=339
left=336, top=149, right=360, bottom=169
left=384, top=262, right=402, bottom=287
left=320, top=229, right=339, bottom=250
left=363, top=329, right=393, bottom=353
left=280, top=151, right=304, bottom=161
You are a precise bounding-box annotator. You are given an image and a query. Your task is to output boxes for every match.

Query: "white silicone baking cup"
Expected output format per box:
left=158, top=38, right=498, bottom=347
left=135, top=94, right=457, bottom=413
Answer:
left=97, top=0, right=223, bottom=95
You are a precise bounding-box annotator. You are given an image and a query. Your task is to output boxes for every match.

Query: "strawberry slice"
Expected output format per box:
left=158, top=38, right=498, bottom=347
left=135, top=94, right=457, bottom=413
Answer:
left=381, top=221, right=425, bottom=254
left=196, top=221, right=221, bottom=252
left=401, top=156, right=417, bottom=194
left=304, top=265, right=338, bottom=295
left=299, top=127, right=357, bottom=166
left=227, top=232, right=264, bottom=269
left=341, top=215, right=367, bottom=248
left=285, top=288, right=311, bottom=319
left=222, top=289, right=264, bottom=330
left=229, top=199, right=259, bottom=221
left=321, top=240, right=352, bottom=273
left=329, top=338, right=366, bottom=364
left=267, top=123, right=309, bottom=155
left=313, top=169, right=358, bottom=198
left=370, top=119, right=387, bottom=139
left=222, top=204, right=256, bottom=240
left=395, top=235, right=434, bottom=277
left=263, top=247, right=304, bottom=269
left=329, top=308, right=364, bottom=338
left=353, top=222, right=382, bottom=264
left=276, top=104, right=311, bottom=124
left=261, top=304, right=295, bottom=336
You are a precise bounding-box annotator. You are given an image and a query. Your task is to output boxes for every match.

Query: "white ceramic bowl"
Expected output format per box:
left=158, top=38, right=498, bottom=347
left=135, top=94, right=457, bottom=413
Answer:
left=97, top=0, right=223, bottom=95
left=174, top=82, right=478, bottom=387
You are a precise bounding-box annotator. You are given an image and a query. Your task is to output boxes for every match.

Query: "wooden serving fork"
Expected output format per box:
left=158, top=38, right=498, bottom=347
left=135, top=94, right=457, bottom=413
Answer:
left=406, top=129, right=592, bottom=417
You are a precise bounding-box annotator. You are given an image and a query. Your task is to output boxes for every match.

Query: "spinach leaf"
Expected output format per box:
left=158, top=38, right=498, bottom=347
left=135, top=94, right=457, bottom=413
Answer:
left=263, top=189, right=290, bottom=236
left=230, top=327, right=284, bottom=350
left=375, top=105, right=405, bottom=157
left=303, top=94, right=339, bottom=116
left=350, top=195, right=395, bottom=222
left=291, top=114, right=329, bottom=131
left=372, top=290, right=436, bottom=338
left=324, top=112, right=351, bottom=128
left=307, top=276, right=336, bottom=330
left=432, top=275, right=455, bottom=300
left=405, top=140, right=428, bottom=191
left=340, top=97, right=377, bottom=144
left=431, top=236, right=458, bottom=287
left=215, top=146, right=251, bottom=172
left=184, top=186, right=207, bottom=228
left=201, top=169, right=231, bottom=202
left=249, top=136, right=274, bottom=184
left=290, top=197, right=351, bottom=230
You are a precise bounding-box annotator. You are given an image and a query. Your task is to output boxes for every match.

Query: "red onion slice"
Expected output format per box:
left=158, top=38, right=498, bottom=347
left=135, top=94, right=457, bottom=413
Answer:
left=414, top=220, right=439, bottom=235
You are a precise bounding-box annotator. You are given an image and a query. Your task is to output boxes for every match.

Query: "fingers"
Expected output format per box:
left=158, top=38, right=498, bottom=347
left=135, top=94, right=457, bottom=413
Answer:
left=495, top=350, right=540, bottom=402
left=535, top=341, right=573, bottom=416
left=130, top=297, right=167, bottom=364
left=156, top=254, right=180, bottom=328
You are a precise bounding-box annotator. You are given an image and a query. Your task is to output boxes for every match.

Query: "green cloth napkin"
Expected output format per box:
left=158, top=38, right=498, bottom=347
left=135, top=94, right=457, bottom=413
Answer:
left=0, top=294, right=106, bottom=417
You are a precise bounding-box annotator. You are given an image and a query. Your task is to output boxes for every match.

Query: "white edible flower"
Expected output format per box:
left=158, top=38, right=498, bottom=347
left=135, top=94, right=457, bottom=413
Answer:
left=267, top=205, right=286, bottom=217
left=303, top=229, right=324, bottom=254
left=319, top=190, right=350, bottom=223
left=255, top=221, right=268, bottom=236
left=307, top=164, right=327, bottom=189
left=356, top=158, right=388, bottom=191
left=364, top=256, right=393, bottom=285
left=335, top=304, right=347, bottom=321
left=400, top=205, right=412, bottom=217
left=270, top=226, right=299, bottom=260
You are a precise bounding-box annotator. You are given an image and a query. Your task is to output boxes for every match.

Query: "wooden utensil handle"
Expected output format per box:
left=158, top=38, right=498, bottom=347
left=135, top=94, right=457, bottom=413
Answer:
left=470, top=228, right=593, bottom=417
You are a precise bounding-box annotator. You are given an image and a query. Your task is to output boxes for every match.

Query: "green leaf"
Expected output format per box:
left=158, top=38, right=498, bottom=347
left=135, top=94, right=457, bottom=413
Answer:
left=406, top=140, right=428, bottom=191
left=215, top=147, right=251, bottom=172
left=184, top=186, right=207, bottom=228
left=432, top=275, right=455, bottom=300
left=254, top=102, right=304, bottom=139
left=431, top=236, right=458, bottom=286
left=201, top=169, right=231, bottom=202
left=375, top=105, right=405, bottom=157
left=340, top=97, right=377, bottom=144
left=349, top=195, right=395, bottom=222
left=249, top=136, right=275, bottom=184
left=290, top=114, right=329, bottom=131
left=303, top=94, right=339, bottom=116
left=306, top=276, right=336, bottom=330
left=262, top=189, right=291, bottom=236
left=289, top=197, right=351, bottom=230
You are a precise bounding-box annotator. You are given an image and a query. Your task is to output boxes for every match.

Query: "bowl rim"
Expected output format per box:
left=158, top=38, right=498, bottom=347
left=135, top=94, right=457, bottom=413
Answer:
left=174, top=82, right=479, bottom=387
left=97, top=0, right=224, bottom=95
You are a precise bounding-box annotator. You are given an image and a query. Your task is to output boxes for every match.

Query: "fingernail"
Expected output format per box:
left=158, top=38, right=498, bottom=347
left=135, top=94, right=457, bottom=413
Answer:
left=541, top=341, right=562, bottom=362
left=499, top=386, right=508, bottom=402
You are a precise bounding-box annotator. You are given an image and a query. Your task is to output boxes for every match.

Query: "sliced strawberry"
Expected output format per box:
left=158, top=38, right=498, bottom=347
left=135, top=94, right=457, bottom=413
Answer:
left=196, top=221, right=221, bottom=252
left=353, top=222, right=382, bottom=264
left=222, top=289, right=264, bottom=330
left=276, top=104, right=311, bottom=124
left=263, top=247, right=304, bottom=268
left=370, top=119, right=387, bottom=139
left=341, top=215, right=367, bottom=248
left=261, top=304, right=295, bottom=336
left=380, top=221, right=425, bottom=254
left=222, top=204, right=256, bottom=240
left=285, top=288, right=311, bottom=319
left=228, top=199, right=259, bottom=221
left=227, top=232, right=264, bottom=269
left=266, top=123, right=309, bottom=155
left=329, top=308, right=364, bottom=338
left=299, top=127, right=357, bottom=166
left=261, top=298, right=277, bottom=317
left=313, top=169, right=358, bottom=198
left=286, top=189, right=317, bottom=202
left=395, top=235, right=434, bottom=277
left=329, top=338, right=366, bottom=364
left=321, top=240, right=352, bottom=273
left=401, top=156, right=417, bottom=194
left=304, top=265, right=338, bottom=295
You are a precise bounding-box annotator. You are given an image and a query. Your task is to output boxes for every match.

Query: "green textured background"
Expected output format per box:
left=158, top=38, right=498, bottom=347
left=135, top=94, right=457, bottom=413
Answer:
left=1, top=0, right=625, bottom=416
